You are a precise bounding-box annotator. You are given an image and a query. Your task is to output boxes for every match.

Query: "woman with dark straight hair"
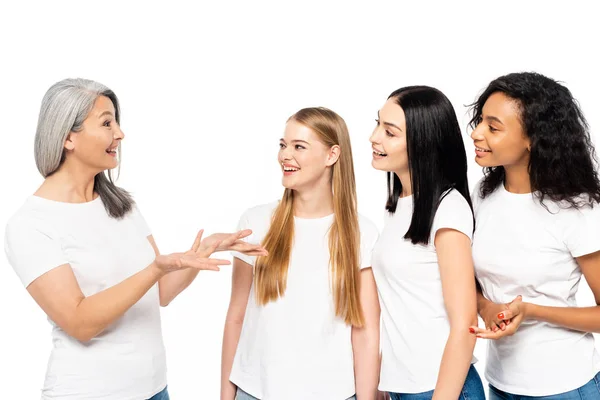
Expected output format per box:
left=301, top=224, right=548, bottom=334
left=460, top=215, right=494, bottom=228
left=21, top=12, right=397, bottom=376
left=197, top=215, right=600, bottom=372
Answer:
left=4, top=78, right=265, bottom=400
left=469, top=72, right=600, bottom=399
left=371, top=86, right=484, bottom=399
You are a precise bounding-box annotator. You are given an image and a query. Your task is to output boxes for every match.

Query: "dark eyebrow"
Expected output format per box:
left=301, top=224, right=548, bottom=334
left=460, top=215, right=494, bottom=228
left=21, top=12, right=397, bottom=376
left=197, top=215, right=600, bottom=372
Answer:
left=377, top=110, right=403, bottom=131
left=484, top=115, right=505, bottom=126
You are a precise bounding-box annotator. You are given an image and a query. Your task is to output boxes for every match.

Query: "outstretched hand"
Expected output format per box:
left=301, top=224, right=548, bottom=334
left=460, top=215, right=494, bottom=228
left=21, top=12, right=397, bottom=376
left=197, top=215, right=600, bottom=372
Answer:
left=198, top=229, right=268, bottom=257
left=154, top=229, right=232, bottom=273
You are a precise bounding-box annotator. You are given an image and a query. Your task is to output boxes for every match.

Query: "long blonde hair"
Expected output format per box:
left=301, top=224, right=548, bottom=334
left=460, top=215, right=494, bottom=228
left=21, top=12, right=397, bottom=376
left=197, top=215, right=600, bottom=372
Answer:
left=254, top=107, right=364, bottom=326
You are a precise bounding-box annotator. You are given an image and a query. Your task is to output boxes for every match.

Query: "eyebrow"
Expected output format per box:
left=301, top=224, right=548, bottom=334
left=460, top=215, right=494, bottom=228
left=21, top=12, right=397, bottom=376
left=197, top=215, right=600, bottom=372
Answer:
left=484, top=115, right=505, bottom=126
left=280, top=139, right=310, bottom=145
left=98, top=111, right=114, bottom=119
left=377, top=111, right=402, bottom=131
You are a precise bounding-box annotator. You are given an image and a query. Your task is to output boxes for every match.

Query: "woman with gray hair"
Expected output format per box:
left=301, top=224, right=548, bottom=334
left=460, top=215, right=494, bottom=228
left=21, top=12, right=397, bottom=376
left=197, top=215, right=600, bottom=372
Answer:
left=4, top=78, right=267, bottom=400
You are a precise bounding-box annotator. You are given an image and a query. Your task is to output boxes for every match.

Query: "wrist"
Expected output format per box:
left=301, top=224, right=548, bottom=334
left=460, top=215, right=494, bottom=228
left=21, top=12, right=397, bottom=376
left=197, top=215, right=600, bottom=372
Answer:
left=522, top=302, right=534, bottom=320
left=478, top=297, right=493, bottom=315
left=149, top=260, right=167, bottom=279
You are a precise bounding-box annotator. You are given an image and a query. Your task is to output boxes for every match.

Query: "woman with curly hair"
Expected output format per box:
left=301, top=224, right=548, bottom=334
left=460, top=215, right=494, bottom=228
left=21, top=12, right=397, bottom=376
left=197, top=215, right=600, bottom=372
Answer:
left=468, top=72, right=600, bottom=399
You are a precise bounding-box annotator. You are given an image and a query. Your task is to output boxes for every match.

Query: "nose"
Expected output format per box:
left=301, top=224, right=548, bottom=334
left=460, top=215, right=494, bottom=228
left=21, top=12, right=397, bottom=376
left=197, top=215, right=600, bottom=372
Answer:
left=471, top=123, right=483, bottom=141
left=280, top=145, right=293, bottom=161
left=370, top=125, right=382, bottom=145
left=114, top=124, right=125, bottom=141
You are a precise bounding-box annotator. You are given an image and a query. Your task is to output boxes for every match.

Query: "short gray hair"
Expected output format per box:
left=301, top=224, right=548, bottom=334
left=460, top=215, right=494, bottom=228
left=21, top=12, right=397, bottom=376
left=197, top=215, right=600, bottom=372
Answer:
left=34, top=78, right=133, bottom=218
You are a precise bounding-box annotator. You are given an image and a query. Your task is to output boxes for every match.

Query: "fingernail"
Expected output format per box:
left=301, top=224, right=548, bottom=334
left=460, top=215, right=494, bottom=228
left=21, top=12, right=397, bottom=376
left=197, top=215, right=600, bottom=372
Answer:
left=469, top=327, right=475, bottom=334
left=497, top=313, right=504, bottom=319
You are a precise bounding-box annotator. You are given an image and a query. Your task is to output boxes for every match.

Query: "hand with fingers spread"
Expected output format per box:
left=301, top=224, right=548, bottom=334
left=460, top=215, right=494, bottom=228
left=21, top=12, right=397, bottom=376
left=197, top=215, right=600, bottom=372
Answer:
left=470, top=295, right=527, bottom=340
left=154, top=229, right=232, bottom=274
left=198, top=229, right=268, bottom=257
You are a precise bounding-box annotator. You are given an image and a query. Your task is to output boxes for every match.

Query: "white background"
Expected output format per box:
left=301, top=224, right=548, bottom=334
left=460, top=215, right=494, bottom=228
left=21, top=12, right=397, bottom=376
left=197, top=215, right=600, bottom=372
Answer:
left=1, top=1, right=599, bottom=398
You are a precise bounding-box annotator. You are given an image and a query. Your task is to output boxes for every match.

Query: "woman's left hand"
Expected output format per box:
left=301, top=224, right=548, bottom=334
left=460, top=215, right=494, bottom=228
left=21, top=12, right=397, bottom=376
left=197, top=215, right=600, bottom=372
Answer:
left=198, top=229, right=268, bottom=257
left=470, top=295, right=528, bottom=339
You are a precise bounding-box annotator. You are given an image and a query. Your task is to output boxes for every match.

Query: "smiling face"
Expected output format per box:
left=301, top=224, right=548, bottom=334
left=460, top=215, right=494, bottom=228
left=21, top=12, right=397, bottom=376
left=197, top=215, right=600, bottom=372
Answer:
left=471, top=92, right=531, bottom=169
left=278, top=119, right=339, bottom=191
left=63, top=95, right=124, bottom=172
left=369, top=98, right=408, bottom=175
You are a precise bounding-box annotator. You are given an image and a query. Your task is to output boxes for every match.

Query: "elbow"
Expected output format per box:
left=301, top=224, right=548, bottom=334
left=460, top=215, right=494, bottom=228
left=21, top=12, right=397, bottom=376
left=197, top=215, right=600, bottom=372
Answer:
left=160, top=298, right=171, bottom=307
left=159, top=292, right=173, bottom=307
left=449, top=324, right=477, bottom=346
left=352, top=324, right=380, bottom=345
left=67, top=325, right=97, bottom=343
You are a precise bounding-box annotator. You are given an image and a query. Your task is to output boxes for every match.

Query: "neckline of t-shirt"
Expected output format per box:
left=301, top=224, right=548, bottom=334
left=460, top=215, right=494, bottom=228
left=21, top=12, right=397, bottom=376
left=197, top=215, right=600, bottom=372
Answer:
left=395, top=195, right=413, bottom=209
left=498, top=182, right=535, bottom=199
left=28, top=194, right=103, bottom=207
left=293, top=213, right=334, bottom=222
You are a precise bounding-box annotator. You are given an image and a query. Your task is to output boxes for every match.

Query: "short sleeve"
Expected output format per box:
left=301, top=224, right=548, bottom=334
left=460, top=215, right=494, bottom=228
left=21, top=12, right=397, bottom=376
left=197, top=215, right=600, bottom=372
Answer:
left=4, top=217, right=68, bottom=288
left=431, top=190, right=474, bottom=247
left=128, top=204, right=152, bottom=237
left=359, top=216, right=379, bottom=270
left=564, top=204, right=600, bottom=258
left=231, top=211, right=258, bottom=267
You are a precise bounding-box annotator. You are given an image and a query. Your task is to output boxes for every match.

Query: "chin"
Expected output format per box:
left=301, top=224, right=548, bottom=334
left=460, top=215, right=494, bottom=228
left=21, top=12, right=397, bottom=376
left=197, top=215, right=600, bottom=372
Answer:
left=281, top=177, right=297, bottom=190
left=100, top=160, right=119, bottom=172
left=371, top=160, right=391, bottom=172
left=474, top=158, right=491, bottom=168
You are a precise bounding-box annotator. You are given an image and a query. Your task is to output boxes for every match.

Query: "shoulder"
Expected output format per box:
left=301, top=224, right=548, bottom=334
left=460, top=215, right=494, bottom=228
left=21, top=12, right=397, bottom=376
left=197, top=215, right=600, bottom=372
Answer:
left=438, top=189, right=472, bottom=216
left=5, top=198, right=57, bottom=238
left=470, top=177, right=484, bottom=207
left=433, top=189, right=474, bottom=241
left=240, top=201, right=279, bottom=222
left=357, top=214, right=379, bottom=243
left=236, top=201, right=280, bottom=234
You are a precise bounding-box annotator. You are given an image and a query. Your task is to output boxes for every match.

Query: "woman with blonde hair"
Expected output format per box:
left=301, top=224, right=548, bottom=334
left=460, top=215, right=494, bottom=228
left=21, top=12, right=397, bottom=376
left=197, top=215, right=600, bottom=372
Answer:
left=221, top=107, right=381, bottom=400
left=4, top=78, right=265, bottom=400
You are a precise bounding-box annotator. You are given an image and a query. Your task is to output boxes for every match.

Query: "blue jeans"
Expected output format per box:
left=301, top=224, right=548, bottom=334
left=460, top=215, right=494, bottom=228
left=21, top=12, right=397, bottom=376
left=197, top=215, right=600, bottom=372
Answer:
left=148, top=386, right=169, bottom=400
left=489, top=372, right=600, bottom=399
left=235, top=388, right=356, bottom=399
left=388, top=364, right=485, bottom=400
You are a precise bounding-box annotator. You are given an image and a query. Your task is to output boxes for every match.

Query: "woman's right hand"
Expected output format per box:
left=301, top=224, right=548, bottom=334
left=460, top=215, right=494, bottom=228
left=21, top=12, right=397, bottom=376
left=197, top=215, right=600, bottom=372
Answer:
left=478, top=299, right=511, bottom=332
left=154, top=229, right=231, bottom=274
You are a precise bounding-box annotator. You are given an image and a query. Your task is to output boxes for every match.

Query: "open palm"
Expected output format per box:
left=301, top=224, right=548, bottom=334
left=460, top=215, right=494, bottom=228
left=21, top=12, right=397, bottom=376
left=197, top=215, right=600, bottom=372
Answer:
left=154, top=229, right=233, bottom=273
left=198, top=229, right=268, bottom=257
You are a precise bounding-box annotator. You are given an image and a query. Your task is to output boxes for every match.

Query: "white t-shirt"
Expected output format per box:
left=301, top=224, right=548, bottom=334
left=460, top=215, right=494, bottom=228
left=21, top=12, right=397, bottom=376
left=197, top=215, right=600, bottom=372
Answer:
left=472, top=181, right=600, bottom=396
left=230, top=201, right=379, bottom=400
left=371, top=189, right=476, bottom=393
left=4, top=196, right=167, bottom=400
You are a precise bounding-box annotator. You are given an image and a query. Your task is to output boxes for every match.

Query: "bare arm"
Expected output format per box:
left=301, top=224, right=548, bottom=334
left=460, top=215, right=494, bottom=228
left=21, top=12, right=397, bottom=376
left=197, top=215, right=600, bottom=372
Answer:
left=432, top=229, right=478, bottom=400
left=517, top=251, right=600, bottom=332
left=155, top=230, right=266, bottom=307
left=352, top=267, right=381, bottom=400
left=26, top=231, right=228, bottom=342
left=221, top=257, right=254, bottom=400
left=27, top=262, right=165, bottom=342
left=474, top=251, right=600, bottom=339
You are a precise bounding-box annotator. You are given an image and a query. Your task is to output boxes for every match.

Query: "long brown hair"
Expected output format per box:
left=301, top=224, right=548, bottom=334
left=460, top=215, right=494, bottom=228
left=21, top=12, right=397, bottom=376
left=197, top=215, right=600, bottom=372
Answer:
left=254, top=107, right=364, bottom=326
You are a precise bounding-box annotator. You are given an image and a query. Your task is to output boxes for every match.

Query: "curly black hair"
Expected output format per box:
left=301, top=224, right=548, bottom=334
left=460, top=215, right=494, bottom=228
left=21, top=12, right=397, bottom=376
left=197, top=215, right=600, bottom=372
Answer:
left=469, top=72, right=600, bottom=208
